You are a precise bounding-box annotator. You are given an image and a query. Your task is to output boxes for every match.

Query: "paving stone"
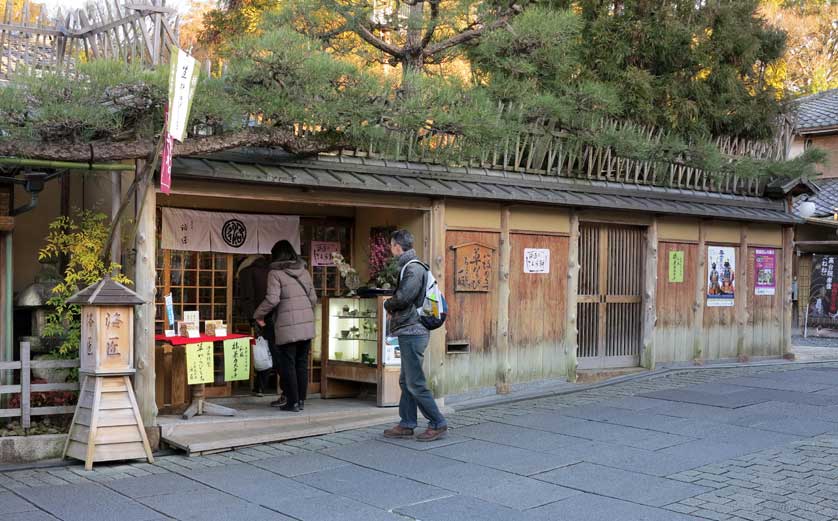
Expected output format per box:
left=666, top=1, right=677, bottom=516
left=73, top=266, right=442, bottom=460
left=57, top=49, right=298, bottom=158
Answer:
left=250, top=452, right=350, bottom=477
left=138, top=489, right=295, bottom=521
left=104, top=472, right=211, bottom=498
left=535, top=462, right=710, bottom=507
left=527, top=492, right=704, bottom=521
left=749, top=417, right=838, bottom=437
left=15, top=483, right=165, bottom=521
left=182, top=463, right=326, bottom=508
left=295, top=463, right=452, bottom=510
left=720, top=377, right=834, bottom=394
left=578, top=443, right=727, bottom=477
left=452, top=421, right=591, bottom=452
left=409, top=462, right=521, bottom=495
left=377, top=432, right=470, bottom=451
left=3, top=512, right=61, bottom=521
left=272, top=494, right=404, bottom=521
left=321, top=439, right=461, bottom=476
left=0, top=491, right=37, bottom=514
left=429, top=439, right=579, bottom=476
left=638, top=389, right=768, bottom=408
left=395, top=494, right=539, bottom=521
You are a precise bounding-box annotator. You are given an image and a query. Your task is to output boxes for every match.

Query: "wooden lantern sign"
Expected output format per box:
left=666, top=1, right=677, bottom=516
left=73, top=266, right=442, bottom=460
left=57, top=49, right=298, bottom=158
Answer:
left=63, top=276, right=154, bottom=470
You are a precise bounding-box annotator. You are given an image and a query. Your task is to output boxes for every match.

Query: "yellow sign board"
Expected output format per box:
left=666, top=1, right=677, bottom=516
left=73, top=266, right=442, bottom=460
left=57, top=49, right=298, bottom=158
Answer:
left=669, top=250, right=685, bottom=283
left=186, top=342, right=214, bottom=385
left=223, top=338, right=250, bottom=381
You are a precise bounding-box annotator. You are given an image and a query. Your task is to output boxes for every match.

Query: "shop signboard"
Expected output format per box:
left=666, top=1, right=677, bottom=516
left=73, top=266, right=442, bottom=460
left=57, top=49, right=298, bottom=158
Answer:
left=223, top=338, right=250, bottom=381
left=524, top=248, right=550, bottom=274
left=186, top=342, right=214, bottom=385
left=707, top=246, right=735, bottom=307
left=668, top=250, right=685, bottom=283
left=311, top=241, right=341, bottom=267
left=382, top=298, right=400, bottom=366
left=754, top=248, right=776, bottom=296
left=807, top=255, right=838, bottom=330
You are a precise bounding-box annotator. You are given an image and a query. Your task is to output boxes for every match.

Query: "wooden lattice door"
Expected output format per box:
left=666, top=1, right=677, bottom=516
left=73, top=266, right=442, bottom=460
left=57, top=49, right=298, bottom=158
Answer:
left=577, top=223, right=644, bottom=369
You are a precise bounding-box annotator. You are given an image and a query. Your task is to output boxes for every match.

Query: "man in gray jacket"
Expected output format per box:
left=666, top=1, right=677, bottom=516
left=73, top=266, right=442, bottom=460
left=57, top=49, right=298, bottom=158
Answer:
left=383, top=230, right=448, bottom=442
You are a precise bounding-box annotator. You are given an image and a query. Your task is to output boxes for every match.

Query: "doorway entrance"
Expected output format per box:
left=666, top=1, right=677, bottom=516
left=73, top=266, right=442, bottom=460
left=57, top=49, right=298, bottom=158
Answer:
left=577, top=223, right=645, bottom=369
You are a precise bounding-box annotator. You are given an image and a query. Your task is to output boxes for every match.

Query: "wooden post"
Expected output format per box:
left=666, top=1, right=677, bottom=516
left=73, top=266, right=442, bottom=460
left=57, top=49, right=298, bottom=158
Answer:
left=496, top=206, right=512, bottom=394
left=736, top=224, right=749, bottom=361
left=692, top=220, right=707, bottom=363
left=782, top=225, right=794, bottom=359
left=133, top=161, right=157, bottom=426
left=641, top=217, right=658, bottom=370
left=20, top=341, right=30, bottom=430
left=565, top=211, right=580, bottom=382
left=428, top=199, right=447, bottom=397
left=110, top=171, right=121, bottom=267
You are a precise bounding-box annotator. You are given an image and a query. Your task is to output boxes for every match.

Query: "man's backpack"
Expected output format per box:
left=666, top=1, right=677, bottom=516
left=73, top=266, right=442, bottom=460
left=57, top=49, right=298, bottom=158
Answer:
left=400, top=260, right=448, bottom=330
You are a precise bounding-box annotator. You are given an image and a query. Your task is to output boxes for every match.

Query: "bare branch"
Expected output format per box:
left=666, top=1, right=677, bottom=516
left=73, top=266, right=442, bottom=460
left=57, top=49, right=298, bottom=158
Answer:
left=355, top=23, right=404, bottom=57
left=423, top=5, right=521, bottom=57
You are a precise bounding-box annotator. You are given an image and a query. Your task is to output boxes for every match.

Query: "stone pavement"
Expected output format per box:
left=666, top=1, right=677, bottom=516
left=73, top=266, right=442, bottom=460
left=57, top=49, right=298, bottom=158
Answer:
left=3, top=362, right=838, bottom=520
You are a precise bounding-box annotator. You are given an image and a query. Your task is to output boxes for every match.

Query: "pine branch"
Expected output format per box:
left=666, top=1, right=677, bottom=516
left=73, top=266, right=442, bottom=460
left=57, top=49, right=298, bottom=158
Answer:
left=424, top=6, right=522, bottom=57
left=355, top=23, right=404, bottom=57
left=0, top=127, right=349, bottom=162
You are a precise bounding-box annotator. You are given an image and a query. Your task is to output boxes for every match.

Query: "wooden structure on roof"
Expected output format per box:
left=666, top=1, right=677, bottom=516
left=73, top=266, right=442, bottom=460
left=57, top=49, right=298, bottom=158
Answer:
left=0, top=0, right=178, bottom=81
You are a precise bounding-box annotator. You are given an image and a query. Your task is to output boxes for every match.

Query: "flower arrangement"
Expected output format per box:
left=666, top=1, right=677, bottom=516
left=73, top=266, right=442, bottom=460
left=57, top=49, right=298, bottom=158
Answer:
left=369, top=227, right=398, bottom=289
left=331, top=252, right=361, bottom=294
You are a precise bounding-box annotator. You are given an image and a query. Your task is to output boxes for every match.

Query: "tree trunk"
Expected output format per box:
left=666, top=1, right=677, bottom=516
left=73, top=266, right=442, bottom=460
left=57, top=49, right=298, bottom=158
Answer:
left=496, top=206, right=511, bottom=394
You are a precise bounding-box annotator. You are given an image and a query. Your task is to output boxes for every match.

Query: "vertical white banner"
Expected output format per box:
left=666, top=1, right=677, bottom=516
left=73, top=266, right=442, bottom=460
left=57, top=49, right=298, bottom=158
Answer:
left=167, top=47, right=199, bottom=142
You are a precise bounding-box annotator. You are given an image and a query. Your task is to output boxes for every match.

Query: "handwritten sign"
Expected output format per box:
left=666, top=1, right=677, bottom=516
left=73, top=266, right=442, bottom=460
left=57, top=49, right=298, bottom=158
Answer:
left=668, top=251, right=685, bottom=283
left=186, top=342, right=214, bottom=385
left=167, top=47, right=199, bottom=142
left=524, top=248, right=550, bottom=274
left=311, top=241, right=341, bottom=267
left=454, top=243, right=494, bottom=292
left=223, top=338, right=251, bottom=381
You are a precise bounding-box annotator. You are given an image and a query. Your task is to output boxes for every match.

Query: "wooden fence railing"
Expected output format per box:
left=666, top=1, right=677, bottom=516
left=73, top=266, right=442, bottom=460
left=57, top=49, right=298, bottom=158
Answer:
left=0, top=342, right=78, bottom=430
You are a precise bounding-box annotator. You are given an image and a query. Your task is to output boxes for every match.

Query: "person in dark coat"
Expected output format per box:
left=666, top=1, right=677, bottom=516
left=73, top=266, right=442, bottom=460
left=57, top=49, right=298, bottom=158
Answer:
left=382, top=230, right=448, bottom=442
left=237, top=254, right=276, bottom=398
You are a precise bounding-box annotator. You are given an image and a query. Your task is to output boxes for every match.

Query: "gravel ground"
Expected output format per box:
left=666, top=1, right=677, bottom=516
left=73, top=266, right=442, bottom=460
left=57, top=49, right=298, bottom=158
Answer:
left=793, top=334, right=838, bottom=348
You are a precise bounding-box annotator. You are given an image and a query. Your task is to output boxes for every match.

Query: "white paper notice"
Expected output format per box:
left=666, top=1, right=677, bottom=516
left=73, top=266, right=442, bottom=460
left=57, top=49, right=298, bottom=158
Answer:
left=524, top=248, right=550, bottom=274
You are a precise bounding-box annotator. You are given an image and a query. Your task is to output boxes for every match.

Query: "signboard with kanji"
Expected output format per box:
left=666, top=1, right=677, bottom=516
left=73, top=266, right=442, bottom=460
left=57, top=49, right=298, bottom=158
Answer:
left=186, top=342, right=214, bottom=385
left=311, top=241, right=341, bottom=267
left=223, top=338, right=251, bottom=381
left=524, top=248, right=550, bottom=274
left=668, top=250, right=685, bottom=283
left=453, top=243, right=495, bottom=292
left=79, top=306, right=134, bottom=375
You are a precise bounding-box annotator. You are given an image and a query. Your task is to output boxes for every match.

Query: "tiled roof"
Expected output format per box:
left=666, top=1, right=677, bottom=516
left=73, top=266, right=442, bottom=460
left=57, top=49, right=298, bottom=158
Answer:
left=66, top=276, right=145, bottom=305
left=795, top=88, right=838, bottom=132
left=171, top=155, right=798, bottom=224
left=795, top=178, right=838, bottom=218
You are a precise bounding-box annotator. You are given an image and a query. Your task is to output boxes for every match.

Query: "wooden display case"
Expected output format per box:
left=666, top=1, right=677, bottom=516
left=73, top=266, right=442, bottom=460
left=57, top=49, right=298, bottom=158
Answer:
left=321, top=296, right=400, bottom=406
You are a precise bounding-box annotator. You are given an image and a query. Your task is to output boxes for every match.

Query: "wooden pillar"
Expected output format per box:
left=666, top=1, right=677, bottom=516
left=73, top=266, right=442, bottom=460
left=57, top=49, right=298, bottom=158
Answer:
left=133, top=161, right=157, bottom=426
left=641, top=217, right=658, bottom=370
left=565, top=211, right=580, bottom=382
left=736, top=224, right=749, bottom=361
left=692, top=220, right=707, bottom=363
left=782, top=225, right=794, bottom=358
left=110, top=172, right=122, bottom=267
left=428, top=199, right=447, bottom=397
left=496, top=206, right=512, bottom=394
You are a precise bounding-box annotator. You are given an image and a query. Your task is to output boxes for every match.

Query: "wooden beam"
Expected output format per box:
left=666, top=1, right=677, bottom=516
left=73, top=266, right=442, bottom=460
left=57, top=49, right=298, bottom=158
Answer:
left=782, top=225, right=794, bottom=358
left=496, top=206, right=511, bottom=394
left=641, top=217, right=657, bottom=369
left=133, top=160, right=157, bottom=425
left=692, top=220, right=707, bottom=363
left=0, top=216, right=13, bottom=232
left=736, top=224, right=749, bottom=361
left=565, top=210, right=579, bottom=382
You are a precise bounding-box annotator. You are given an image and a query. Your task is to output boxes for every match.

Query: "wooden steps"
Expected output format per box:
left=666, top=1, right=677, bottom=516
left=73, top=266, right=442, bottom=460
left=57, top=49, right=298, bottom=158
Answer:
left=161, top=408, right=399, bottom=456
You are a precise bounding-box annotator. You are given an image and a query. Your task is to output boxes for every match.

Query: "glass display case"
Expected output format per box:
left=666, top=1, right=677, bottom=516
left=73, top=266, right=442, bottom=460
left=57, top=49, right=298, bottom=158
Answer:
left=321, top=296, right=401, bottom=406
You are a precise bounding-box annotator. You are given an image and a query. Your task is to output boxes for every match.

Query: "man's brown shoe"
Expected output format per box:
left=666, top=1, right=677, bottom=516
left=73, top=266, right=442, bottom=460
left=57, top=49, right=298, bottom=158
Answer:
left=416, top=426, right=448, bottom=442
left=383, top=425, right=414, bottom=439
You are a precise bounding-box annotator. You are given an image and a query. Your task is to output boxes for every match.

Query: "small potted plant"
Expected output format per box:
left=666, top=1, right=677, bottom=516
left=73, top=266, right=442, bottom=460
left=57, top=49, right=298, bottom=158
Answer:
left=331, top=252, right=361, bottom=296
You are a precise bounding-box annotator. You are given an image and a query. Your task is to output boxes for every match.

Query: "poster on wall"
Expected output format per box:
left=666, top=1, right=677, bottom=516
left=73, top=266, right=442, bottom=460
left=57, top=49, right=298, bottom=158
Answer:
left=707, top=246, right=736, bottom=307
left=668, top=251, right=685, bottom=283
left=382, top=298, right=401, bottom=366
left=311, top=241, right=341, bottom=267
left=754, top=249, right=776, bottom=296
left=524, top=248, right=550, bottom=274
left=808, top=255, right=838, bottom=329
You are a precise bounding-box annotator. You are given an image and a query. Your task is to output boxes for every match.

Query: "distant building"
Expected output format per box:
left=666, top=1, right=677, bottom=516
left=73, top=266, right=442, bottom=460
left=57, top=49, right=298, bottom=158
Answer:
left=790, top=88, right=838, bottom=178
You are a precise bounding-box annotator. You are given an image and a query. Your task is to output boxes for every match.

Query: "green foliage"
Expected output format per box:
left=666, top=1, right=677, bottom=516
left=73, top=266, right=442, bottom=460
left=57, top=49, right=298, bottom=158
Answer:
left=38, top=211, right=131, bottom=363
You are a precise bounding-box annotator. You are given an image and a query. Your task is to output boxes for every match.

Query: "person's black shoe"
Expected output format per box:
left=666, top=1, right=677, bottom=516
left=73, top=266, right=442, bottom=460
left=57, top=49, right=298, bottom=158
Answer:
left=280, top=403, right=300, bottom=412
left=270, top=395, right=288, bottom=408
left=298, top=400, right=305, bottom=411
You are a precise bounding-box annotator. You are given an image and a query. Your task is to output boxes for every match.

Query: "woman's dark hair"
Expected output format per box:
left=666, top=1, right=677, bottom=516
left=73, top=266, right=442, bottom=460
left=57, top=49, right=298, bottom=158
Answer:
left=271, top=240, right=299, bottom=262
left=390, top=229, right=414, bottom=250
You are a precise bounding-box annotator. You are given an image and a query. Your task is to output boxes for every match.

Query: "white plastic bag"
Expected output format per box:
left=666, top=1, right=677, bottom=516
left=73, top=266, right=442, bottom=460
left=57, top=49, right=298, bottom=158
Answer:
left=253, top=336, right=273, bottom=371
